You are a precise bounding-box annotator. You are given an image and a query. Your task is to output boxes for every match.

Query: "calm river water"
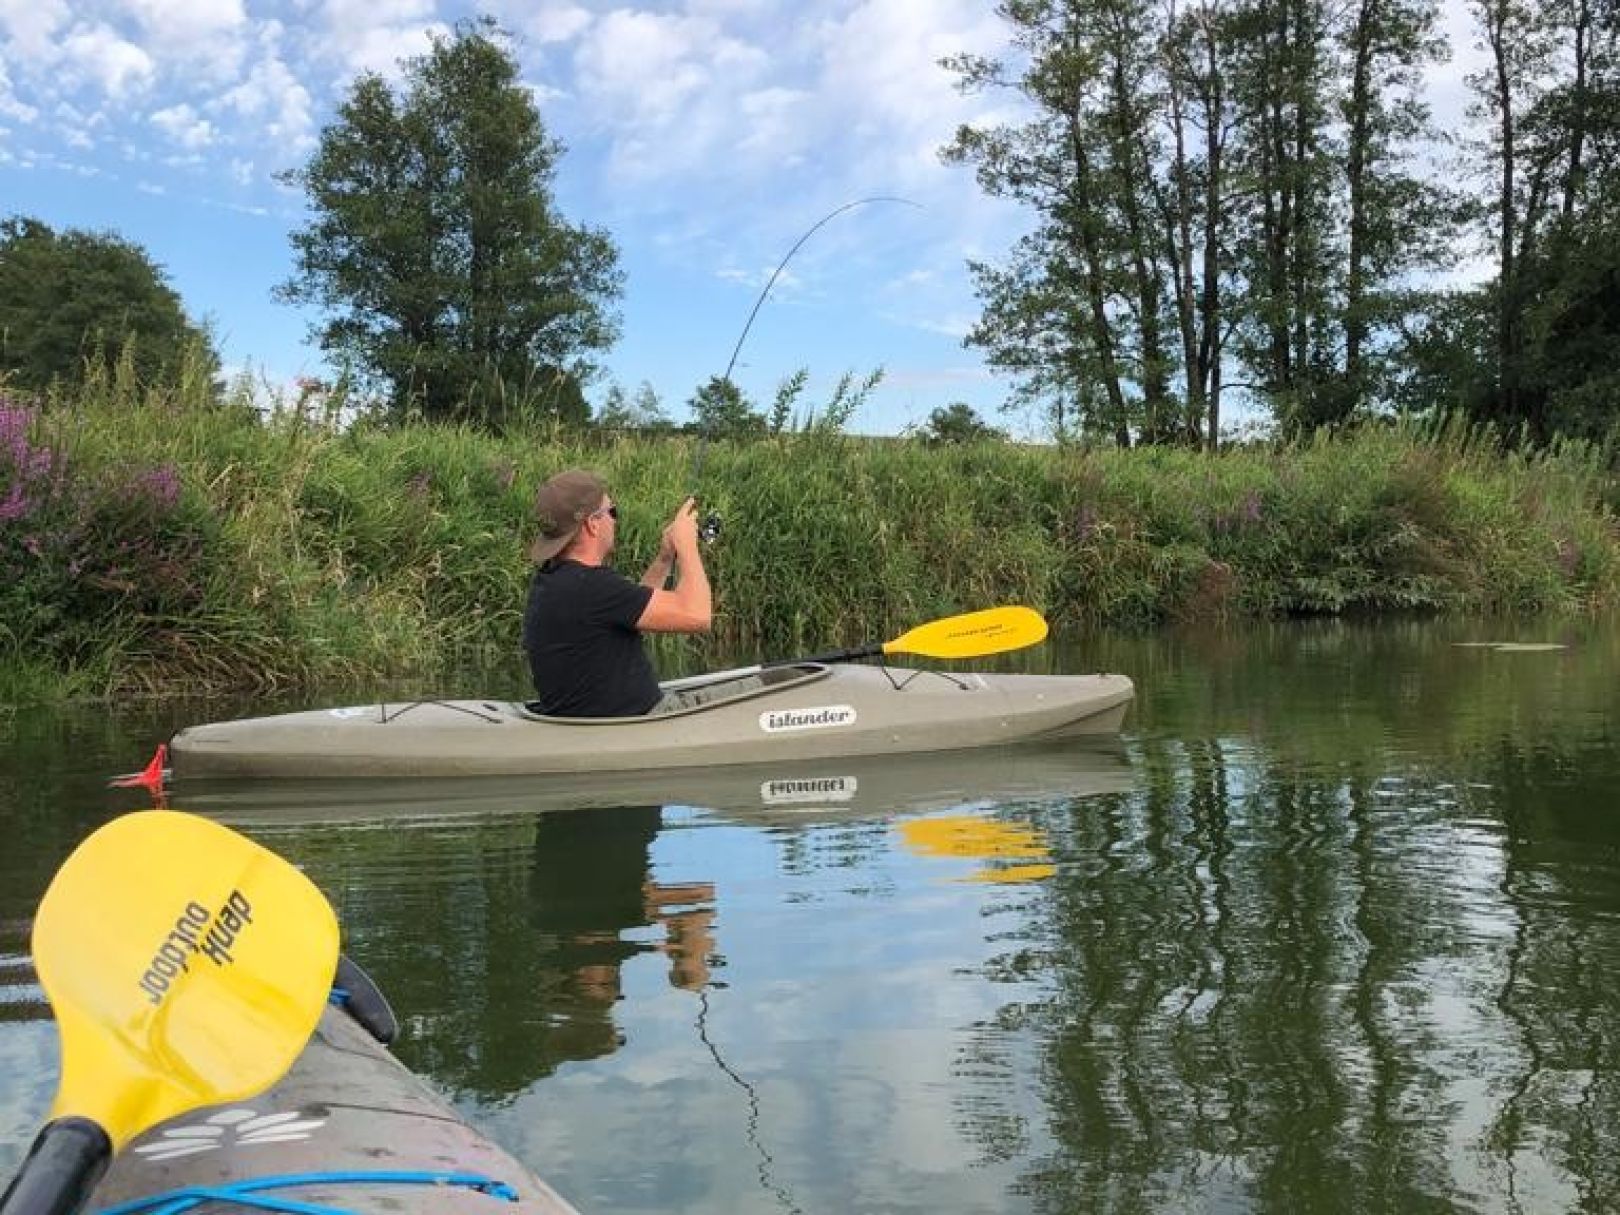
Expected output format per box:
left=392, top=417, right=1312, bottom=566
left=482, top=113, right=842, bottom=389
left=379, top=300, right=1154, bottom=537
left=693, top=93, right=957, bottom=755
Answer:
left=3, top=617, right=1619, bottom=1213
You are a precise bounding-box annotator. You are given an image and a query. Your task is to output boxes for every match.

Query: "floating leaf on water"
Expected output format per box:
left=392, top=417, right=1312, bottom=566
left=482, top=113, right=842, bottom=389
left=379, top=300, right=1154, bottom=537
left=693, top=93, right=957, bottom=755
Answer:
left=1491, top=643, right=1567, bottom=653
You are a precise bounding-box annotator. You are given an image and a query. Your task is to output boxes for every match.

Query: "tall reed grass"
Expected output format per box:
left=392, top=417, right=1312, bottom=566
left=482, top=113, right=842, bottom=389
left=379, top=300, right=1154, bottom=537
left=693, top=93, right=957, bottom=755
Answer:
left=2, top=355, right=1616, bottom=700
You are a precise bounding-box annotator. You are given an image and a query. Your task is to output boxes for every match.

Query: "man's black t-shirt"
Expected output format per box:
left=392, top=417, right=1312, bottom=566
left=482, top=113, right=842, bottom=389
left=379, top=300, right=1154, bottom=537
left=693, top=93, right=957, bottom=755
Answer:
left=523, top=560, right=659, bottom=716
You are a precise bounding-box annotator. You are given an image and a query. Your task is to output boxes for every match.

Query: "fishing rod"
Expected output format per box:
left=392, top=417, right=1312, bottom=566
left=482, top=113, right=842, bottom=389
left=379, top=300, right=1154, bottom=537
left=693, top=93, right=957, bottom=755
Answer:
left=690, top=195, right=923, bottom=541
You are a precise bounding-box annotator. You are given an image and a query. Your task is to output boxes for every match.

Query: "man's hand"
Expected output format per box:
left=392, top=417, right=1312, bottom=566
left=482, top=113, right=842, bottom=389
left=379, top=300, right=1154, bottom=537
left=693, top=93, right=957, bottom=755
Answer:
left=663, top=497, right=700, bottom=557
left=639, top=496, right=712, bottom=633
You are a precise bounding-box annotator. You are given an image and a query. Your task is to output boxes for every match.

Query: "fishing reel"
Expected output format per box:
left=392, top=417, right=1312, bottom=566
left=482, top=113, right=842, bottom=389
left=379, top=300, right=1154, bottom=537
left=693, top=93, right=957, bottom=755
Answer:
left=699, top=510, right=723, bottom=545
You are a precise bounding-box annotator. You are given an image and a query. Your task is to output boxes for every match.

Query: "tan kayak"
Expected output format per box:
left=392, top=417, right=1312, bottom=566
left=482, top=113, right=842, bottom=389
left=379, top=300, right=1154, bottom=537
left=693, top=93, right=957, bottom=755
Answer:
left=91, top=964, right=580, bottom=1214
left=170, top=662, right=1135, bottom=780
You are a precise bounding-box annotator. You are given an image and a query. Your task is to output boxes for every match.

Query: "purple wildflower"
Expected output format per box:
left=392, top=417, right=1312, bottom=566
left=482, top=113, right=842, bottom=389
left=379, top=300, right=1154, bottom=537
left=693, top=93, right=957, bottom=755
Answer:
left=135, top=464, right=182, bottom=511
left=0, top=483, right=28, bottom=522
left=1, top=406, right=33, bottom=468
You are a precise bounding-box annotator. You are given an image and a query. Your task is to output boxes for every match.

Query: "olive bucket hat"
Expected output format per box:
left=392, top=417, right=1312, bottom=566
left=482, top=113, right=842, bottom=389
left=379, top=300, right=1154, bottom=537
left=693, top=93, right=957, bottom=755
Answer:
left=529, top=468, right=608, bottom=563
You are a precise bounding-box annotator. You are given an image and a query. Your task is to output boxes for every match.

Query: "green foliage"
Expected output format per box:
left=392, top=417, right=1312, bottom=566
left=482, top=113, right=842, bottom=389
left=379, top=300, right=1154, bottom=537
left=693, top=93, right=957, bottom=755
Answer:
left=2, top=364, right=1617, bottom=701
left=0, top=216, right=219, bottom=395
left=915, top=402, right=1008, bottom=446
left=1516, top=197, right=1620, bottom=443
left=279, top=18, right=620, bottom=428
left=687, top=376, right=767, bottom=439
left=594, top=381, right=673, bottom=432
left=760, top=367, right=883, bottom=436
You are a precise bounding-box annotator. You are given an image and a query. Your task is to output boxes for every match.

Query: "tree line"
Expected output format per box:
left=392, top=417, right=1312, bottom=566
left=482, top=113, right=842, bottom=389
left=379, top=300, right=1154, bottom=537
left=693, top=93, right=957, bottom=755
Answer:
left=2, top=11, right=1614, bottom=449
left=944, top=0, right=1620, bottom=446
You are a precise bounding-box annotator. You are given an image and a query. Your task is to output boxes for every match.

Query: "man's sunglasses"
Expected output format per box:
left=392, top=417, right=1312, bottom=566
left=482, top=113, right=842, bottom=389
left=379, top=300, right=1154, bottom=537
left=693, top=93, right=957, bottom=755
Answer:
left=592, top=504, right=618, bottom=520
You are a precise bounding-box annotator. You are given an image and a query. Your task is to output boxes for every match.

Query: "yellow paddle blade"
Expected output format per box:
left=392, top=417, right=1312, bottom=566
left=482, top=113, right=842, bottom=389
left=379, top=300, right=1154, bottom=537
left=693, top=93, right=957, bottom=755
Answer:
left=32, top=811, right=338, bottom=1151
left=881, top=605, right=1049, bottom=660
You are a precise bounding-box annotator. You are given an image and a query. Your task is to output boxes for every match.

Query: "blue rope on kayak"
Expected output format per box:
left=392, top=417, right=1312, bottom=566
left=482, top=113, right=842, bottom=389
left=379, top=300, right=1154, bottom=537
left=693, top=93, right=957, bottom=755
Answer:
left=94, top=1170, right=520, bottom=1214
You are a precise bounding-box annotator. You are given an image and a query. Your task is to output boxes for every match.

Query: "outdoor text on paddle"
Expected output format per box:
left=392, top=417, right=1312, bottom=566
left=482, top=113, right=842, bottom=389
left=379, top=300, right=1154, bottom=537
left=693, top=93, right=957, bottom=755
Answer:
left=137, top=889, right=254, bottom=1006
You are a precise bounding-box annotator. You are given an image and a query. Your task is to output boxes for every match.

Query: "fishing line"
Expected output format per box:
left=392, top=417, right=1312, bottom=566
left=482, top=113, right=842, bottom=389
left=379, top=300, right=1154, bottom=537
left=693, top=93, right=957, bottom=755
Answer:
left=690, top=195, right=924, bottom=522
left=695, top=985, right=804, bottom=1215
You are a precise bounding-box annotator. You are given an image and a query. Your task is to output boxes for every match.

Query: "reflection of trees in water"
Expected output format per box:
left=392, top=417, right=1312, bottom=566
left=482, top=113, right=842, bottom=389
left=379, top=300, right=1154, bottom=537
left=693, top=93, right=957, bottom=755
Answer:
left=302, top=806, right=715, bottom=1104
left=773, top=821, right=893, bottom=884
left=957, top=727, right=1620, bottom=1213
left=1488, top=737, right=1620, bottom=1210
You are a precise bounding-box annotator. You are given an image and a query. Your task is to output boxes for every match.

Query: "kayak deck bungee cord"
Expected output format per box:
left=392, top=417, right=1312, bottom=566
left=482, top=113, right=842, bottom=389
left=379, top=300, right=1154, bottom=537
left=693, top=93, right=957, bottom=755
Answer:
left=88, top=970, right=580, bottom=1215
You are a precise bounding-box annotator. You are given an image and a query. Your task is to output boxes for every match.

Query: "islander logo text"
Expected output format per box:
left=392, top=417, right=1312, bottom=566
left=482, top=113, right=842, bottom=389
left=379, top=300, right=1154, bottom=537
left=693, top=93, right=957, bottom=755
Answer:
left=761, top=776, right=858, bottom=804
left=759, top=705, right=857, bottom=733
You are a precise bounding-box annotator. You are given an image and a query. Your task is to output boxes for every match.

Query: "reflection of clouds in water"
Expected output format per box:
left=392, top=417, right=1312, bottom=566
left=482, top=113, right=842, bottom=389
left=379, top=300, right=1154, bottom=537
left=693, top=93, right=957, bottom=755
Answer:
left=495, top=814, right=1048, bottom=1212
left=0, top=1023, right=58, bottom=1176
left=500, top=1021, right=1039, bottom=1214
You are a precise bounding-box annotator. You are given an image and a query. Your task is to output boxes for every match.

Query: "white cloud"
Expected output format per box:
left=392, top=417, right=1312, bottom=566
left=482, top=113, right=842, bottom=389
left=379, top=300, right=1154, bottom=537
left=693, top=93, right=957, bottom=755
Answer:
left=0, top=0, right=68, bottom=58
left=215, top=53, right=316, bottom=155
left=61, top=23, right=156, bottom=99
left=0, top=58, right=38, bottom=122
left=151, top=102, right=217, bottom=149
left=734, top=85, right=809, bottom=156
left=813, top=0, right=1009, bottom=190
left=123, top=0, right=247, bottom=42
left=120, top=0, right=248, bottom=74
left=341, top=21, right=447, bottom=77
left=515, top=2, right=592, bottom=44
left=317, top=0, right=443, bottom=76
left=573, top=8, right=770, bottom=182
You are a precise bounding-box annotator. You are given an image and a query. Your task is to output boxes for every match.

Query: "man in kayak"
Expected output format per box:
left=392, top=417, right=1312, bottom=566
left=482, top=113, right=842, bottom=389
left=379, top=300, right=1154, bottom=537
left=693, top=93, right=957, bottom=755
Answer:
left=523, top=468, right=712, bottom=716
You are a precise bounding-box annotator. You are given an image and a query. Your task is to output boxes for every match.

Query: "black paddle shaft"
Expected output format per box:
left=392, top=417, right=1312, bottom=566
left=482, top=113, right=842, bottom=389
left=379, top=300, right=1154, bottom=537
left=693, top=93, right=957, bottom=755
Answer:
left=0, top=1117, right=112, bottom=1215
left=765, top=643, right=883, bottom=668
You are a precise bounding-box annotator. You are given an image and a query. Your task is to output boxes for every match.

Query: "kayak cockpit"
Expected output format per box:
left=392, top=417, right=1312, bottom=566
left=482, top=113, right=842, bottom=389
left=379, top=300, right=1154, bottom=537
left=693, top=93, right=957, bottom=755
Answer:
left=517, top=662, right=831, bottom=724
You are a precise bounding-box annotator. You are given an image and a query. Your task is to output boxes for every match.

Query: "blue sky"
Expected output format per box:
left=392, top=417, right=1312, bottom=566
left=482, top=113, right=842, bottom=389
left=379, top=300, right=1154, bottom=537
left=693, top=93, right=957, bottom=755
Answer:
left=0, top=0, right=1044, bottom=436
left=0, top=0, right=1482, bottom=436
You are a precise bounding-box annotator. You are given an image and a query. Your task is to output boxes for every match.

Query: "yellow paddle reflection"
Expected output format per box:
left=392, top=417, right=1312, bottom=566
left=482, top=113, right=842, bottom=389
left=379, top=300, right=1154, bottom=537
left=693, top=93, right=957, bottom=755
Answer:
left=897, top=814, right=1056, bottom=884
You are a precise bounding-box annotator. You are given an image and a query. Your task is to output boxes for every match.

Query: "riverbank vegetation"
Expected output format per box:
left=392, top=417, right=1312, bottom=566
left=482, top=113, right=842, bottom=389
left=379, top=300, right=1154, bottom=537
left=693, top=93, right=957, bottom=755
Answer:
left=2, top=362, right=1615, bottom=701
left=4, top=16, right=1620, bottom=703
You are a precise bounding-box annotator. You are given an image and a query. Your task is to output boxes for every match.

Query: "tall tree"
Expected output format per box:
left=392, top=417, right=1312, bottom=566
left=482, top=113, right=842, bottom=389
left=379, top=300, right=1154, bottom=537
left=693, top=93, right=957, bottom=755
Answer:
left=1159, top=0, right=1236, bottom=449
left=1335, top=0, right=1450, bottom=424
left=0, top=216, right=218, bottom=396
left=944, top=3, right=1147, bottom=445
left=595, top=381, right=674, bottom=431
left=1510, top=2, right=1620, bottom=441
left=1465, top=0, right=1557, bottom=434
left=1224, top=0, right=1343, bottom=433
left=687, top=376, right=767, bottom=439
left=279, top=19, right=621, bottom=427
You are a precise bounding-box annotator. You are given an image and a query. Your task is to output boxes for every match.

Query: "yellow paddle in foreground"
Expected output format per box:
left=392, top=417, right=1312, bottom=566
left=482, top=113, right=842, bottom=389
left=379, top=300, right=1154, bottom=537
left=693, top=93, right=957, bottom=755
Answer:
left=0, top=811, right=339, bottom=1215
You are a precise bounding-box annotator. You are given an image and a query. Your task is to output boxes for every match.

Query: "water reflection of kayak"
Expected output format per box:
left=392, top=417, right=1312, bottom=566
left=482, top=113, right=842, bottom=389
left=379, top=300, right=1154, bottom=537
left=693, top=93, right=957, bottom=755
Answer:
left=169, top=664, right=1135, bottom=780
left=90, top=960, right=581, bottom=1214
left=176, top=739, right=1138, bottom=829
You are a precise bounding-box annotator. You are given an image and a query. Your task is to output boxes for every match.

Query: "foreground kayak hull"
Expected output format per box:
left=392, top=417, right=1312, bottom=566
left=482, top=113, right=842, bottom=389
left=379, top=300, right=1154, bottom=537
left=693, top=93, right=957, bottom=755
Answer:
left=171, top=663, right=1135, bottom=780
left=91, top=1001, right=578, bottom=1214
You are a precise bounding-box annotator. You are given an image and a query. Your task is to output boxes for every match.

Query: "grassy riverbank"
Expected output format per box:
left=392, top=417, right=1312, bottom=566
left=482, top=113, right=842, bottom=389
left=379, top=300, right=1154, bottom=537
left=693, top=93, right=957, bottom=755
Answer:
left=2, top=369, right=1617, bottom=700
